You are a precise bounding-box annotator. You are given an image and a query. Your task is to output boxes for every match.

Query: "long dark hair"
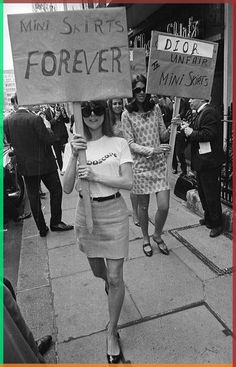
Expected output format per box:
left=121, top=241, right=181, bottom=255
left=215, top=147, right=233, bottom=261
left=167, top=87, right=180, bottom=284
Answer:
left=125, top=74, right=155, bottom=113
left=107, top=98, right=124, bottom=125
left=81, top=100, right=114, bottom=140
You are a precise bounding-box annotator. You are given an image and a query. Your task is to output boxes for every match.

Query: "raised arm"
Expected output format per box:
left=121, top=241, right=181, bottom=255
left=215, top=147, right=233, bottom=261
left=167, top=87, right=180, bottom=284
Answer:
left=121, top=111, right=154, bottom=156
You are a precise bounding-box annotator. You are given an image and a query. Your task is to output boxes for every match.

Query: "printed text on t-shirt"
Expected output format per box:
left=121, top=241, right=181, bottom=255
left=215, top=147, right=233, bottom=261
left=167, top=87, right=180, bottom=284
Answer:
left=87, top=152, right=117, bottom=165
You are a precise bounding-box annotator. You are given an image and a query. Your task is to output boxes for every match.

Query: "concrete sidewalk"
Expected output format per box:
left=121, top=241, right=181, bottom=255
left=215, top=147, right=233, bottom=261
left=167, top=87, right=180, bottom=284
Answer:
left=16, top=174, right=232, bottom=364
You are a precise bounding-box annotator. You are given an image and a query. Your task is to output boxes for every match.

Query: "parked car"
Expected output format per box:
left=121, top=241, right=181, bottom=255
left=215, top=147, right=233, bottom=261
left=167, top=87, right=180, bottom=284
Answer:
left=4, top=144, right=25, bottom=223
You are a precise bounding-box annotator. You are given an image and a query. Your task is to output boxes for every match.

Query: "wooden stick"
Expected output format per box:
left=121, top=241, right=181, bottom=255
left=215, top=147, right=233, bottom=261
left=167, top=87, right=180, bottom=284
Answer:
left=73, top=102, right=93, bottom=233
left=167, top=97, right=181, bottom=173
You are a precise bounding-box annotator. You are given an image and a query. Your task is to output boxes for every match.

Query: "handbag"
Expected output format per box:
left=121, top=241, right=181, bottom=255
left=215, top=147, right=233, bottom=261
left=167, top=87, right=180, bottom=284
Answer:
left=174, top=173, right=197, bottom=201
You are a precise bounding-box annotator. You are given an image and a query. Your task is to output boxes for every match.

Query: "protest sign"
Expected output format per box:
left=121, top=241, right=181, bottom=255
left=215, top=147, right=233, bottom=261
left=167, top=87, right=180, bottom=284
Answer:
left=146, top=32, right=218, bottom=175
left=8, top=7, right=132, bottom=232
left=129, top=48, right=146, bottom=78
left=8, top=7, right=132, bottom=105
left=146, top=31, right=218, bottom=99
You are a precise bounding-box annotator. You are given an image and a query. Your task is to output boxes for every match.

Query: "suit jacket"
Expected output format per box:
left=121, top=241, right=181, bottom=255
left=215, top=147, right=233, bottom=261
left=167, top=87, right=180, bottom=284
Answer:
left=50, top=113, right=69, bottom=145
left=4, top=109, right=57, bottom=176
left=189, top=105, right=225, bottom=171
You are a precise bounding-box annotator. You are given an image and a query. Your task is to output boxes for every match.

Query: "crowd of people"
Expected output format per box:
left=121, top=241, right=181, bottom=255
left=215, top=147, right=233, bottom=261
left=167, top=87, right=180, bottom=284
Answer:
left=4, top=95, right=74, bottom=236
left=4, top=73, right=225, bottom=363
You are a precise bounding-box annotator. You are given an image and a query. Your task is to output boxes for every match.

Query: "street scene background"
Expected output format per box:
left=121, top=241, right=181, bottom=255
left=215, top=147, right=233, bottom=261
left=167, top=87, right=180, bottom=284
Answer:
left=3, top=1, right=233, bottom=364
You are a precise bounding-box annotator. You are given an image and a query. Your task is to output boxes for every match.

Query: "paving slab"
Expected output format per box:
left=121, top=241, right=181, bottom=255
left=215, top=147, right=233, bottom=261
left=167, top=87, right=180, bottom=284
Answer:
left=124, top=252, right=203, bottom=317
left=22, top=214, right=39, bottom=238
left=173, top=245, right=217, bottom=281
left=46, top=220, right=76, bottom=250
left=128, top=231, right=183, bottom=261
left=17, top=176, right=232, bottom=365
left=171, top=225, right=232, bottom=273
left=51, top=271, right=140, bottom=343
left=48, top=243, right=90, bottom=279
left=57, top=303, right=232, bottom=364
left=17, top=285, right=54, bottom=340
left=149, top=194, right=200, bottom=230
left=121, top=305, right=232, bottom=363
left=205, top=274, right=232, bottom=329
left=62, top=191, right=78, bottom=210
left=57, top=330, right=108, bottom=363
left=17, top=235, right=49, bottom=291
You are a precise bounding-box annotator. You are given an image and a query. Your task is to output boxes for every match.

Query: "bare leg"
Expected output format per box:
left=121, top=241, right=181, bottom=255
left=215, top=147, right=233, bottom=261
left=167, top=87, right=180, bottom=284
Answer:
left=130, top=193, right=139, bottom=225
left=106, top=258, right=124, bottom=356
left=153, top=190, right=170, bottom=241
left=88, top=257, right=108, bottom=288
left=138, top=194, right=150, bottom=244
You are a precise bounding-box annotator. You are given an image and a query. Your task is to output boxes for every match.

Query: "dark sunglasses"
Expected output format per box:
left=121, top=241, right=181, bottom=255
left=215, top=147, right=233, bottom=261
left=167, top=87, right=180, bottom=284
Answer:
left=82, top=105, right=105, bottom=118
left=133, top=87, right=146, bottom=94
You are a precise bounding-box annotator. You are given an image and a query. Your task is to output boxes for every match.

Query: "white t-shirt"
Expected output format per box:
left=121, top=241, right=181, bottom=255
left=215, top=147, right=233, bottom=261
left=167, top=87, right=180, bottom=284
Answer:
left=77, top=135, right=133, bottom=197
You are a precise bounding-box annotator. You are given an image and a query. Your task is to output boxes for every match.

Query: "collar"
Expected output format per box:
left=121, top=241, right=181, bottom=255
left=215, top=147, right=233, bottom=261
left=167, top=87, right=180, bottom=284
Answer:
left=197, top=102, right=208, bottom=114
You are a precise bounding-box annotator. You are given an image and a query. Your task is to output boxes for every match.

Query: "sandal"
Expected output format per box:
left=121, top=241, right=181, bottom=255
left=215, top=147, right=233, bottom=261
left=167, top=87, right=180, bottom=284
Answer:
left=152, top=236, right=169, bottom=255
left=142, top=243, right=153, bottom=257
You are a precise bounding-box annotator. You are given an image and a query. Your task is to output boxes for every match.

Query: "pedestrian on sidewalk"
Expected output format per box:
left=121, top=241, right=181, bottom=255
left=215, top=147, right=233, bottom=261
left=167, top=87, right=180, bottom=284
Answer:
left=182, top=98, right=225, bottom=238
left=172, top=98, right=192, bottom=175
left=122, top=74, right=180, bottom=257
left=4, top=94, right=73, bottom=237
left=63, top=99, right=133, bottom=364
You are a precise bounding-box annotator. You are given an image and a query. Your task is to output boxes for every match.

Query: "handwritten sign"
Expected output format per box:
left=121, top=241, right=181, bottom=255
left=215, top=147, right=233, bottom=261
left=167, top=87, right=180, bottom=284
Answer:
left=8, top=7, right=132, bottom=105
left=146, top=31, right=218, bottom=99
left=129, top=48, right=146, bottom=78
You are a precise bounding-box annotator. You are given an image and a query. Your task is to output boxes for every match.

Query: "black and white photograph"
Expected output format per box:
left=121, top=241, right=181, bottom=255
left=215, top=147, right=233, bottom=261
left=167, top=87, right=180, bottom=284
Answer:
left=3, top=1, right=233, bottom=364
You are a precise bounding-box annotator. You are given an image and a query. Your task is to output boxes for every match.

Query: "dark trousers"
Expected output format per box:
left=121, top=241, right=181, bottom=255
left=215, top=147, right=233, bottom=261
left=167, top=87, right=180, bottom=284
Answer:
left=24, top=171, right=62, bottom=232
left=172, top=132, right=187, bottom=174
left=53, top=142, right=65, bottom=171
left=196, top=167, right=222, bottom=228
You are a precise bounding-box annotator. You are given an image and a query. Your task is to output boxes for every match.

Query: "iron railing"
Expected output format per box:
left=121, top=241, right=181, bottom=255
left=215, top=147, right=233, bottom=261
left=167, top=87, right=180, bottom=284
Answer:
left=221, top=116, right=233, bottom=207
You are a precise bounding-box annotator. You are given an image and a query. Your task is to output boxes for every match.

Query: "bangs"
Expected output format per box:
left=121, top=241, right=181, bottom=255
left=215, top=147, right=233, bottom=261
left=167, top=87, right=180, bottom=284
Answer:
left=81, top=100, right=107, bottom=109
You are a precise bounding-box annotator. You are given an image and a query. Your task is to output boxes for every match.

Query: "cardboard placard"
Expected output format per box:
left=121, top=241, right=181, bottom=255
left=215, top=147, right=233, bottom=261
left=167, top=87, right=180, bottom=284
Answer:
left=129, top=48, right=146, bottom=78
left=8, top=7, right=132, bottom=105
left=146, top=31, right=218, bottom=99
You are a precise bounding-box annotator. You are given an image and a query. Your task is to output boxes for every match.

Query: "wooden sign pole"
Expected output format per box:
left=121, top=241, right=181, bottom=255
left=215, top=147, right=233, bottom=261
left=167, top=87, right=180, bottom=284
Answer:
left=73, top=102, right=93, bottom=233
left=167, top=97, right=181, bottom=173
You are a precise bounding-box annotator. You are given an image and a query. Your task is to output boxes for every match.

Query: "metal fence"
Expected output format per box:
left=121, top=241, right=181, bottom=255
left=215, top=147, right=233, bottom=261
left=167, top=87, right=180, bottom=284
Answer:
left=221, top=111, right=233, bottom=207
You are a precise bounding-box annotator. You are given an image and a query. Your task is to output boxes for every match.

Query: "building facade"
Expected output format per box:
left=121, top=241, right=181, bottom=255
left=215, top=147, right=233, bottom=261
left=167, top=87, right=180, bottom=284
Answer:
left=4, top=70, right=16, bottom=114
left=126, top=3, right=232, bottom=122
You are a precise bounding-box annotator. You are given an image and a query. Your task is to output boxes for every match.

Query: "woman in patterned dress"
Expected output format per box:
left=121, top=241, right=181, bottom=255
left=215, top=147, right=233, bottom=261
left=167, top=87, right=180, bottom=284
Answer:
left=122, top=74, right=178, bottom=257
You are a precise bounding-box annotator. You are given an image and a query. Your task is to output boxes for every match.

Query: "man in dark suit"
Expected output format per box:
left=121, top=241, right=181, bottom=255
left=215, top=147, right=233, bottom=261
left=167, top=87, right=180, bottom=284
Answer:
left=4, top=94, right=73, bottom=237
left=183, top=98, right=225, bottom=238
